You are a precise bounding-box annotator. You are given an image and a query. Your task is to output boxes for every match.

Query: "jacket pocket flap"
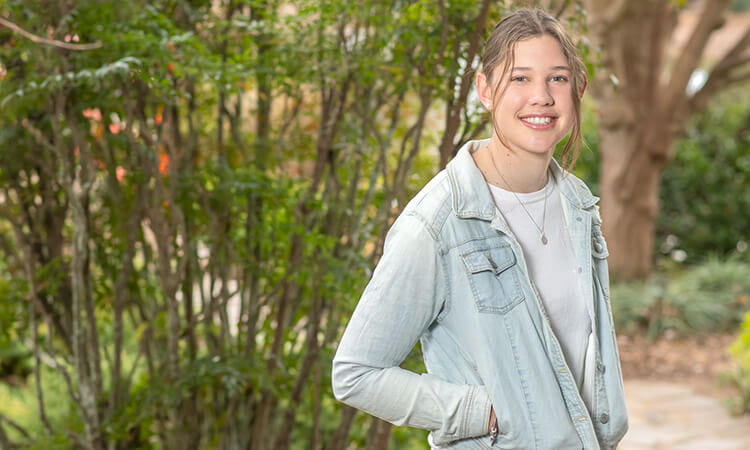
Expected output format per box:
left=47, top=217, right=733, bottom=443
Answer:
left=461, top=246, right=516, bottom=274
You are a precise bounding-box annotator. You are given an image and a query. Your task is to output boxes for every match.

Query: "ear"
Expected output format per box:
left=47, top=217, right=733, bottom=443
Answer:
left=476, top=71, right=492, bottom=109
left=578, top=73, right=588, bottom=98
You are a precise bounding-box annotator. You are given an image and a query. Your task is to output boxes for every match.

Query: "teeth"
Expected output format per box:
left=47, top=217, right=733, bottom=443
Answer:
left=522, top=116, right=552, bottom=125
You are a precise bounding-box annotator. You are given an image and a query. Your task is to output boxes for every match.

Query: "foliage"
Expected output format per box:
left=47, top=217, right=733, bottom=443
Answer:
left=0, top=362, right=81, bottom=443
left=657, top=89, right=750, bottom=265
left=727, top=311, right=750, bottom=414
left=0, top=0, right=517, bottom=448
left=611, top=259, right=750, bottom=339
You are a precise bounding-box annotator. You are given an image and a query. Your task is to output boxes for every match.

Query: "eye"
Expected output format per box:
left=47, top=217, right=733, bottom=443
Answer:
left=511, top=75, right=529, bottom=82
left=551, top=75, right=569, bottom=82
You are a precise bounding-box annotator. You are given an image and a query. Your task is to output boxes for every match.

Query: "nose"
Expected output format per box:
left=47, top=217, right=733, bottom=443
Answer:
left=529, top=80, right=554, bottom=106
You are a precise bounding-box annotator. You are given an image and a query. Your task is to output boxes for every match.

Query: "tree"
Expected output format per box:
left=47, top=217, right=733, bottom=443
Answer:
left=582, top=0, right=750, bottom=280
left=0, top=0, right=504, bottom=448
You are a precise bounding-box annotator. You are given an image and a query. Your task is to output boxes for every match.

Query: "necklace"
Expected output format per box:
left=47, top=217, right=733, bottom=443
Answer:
left=487, top=146, right=550, bottom=245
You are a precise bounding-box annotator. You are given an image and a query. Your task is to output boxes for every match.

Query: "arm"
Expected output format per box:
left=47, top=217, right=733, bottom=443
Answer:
left=331, top=214, right=491, bottom=445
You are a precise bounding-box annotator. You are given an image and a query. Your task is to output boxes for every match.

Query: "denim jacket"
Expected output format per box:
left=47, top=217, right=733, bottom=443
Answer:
left=332, top=139, right=628, bottom=449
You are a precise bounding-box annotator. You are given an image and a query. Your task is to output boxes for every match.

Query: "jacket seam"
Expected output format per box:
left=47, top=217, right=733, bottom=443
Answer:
left=404, top=210, right=451, bottom=321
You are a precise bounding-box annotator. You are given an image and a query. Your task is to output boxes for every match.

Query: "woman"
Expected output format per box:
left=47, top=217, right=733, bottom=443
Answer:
left=332, top=9, right=628, bottom=449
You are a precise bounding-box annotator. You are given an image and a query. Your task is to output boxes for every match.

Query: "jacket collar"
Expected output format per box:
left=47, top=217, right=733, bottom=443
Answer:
left=446, top=139, right=599, bottom=221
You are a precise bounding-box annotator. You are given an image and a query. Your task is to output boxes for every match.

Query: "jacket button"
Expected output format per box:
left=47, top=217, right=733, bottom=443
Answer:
left=594, top=242, right=603, bottom=253
left=597, top=362, right=606, bottom=373
left=599, top=413, right=609, bottom=424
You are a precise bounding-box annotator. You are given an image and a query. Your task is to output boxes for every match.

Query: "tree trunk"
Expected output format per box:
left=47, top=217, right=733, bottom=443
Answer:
left=326, top=406, right=357, bottom=450
left=598, top=128, right=671, bottom=280
left=364, top=418, right=392, bottom=450
left=582, top=0, right=746, bottom=279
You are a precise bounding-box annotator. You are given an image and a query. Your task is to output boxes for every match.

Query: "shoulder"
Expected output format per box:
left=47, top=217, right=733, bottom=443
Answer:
left=395, top=170, right=454, bottom=242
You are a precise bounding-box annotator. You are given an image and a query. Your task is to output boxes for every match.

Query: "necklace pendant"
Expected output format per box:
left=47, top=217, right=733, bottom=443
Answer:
left=541, top=233, right=548, bottom=245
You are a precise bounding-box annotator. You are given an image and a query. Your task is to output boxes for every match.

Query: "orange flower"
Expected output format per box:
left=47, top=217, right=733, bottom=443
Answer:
left=82, top=108, right=102, bottom=121
left=159, top=153, right=169, bottom=174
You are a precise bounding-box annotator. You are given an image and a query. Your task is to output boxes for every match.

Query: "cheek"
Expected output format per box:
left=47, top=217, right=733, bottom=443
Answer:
left=498, top=92, right=525, bottom=111
left=556, top=90, right=577, bottom=115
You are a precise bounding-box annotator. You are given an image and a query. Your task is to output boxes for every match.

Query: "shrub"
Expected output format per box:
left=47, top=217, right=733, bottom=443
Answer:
left=611, top=259, right=750, bottom=339
left=657, top=90, right=750, bottom=264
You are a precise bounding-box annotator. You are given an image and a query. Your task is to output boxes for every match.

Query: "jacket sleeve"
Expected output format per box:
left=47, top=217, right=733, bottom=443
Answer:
left=331, top=213, right=491, bottom=445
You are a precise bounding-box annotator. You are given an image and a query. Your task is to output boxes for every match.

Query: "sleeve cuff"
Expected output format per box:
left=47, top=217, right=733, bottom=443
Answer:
left=461, top=384, right=493, bottom=439
left=429, top=384, right=493, bottom=447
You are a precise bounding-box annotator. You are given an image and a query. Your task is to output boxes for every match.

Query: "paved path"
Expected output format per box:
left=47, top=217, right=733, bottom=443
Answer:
left=619, top=380, right=750, bottom=449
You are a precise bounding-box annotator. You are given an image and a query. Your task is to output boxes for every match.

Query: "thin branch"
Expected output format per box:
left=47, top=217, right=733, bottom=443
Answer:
left=0, top=17, right=102, bottom=50
left=713, top=25, right=750, bottom=73
left=20, top=119, right=58, bottom=153
left=31, top=306, right=55, bottom=435
left=688, top=53, right=750, bottom=115
left=0, top=412, right=30, bottom=440
left=662, top=0, right=730, bottom=114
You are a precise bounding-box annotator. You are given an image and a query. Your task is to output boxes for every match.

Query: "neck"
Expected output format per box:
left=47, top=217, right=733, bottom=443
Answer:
left=477, top=138, right=552, bottom=193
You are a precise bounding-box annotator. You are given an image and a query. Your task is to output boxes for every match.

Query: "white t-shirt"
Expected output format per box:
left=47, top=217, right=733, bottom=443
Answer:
left=488, top=174, right=592, bottom=396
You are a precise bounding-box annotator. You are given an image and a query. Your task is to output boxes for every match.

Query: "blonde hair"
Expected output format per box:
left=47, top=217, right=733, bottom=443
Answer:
left=481, top=9, right=586, bottom=170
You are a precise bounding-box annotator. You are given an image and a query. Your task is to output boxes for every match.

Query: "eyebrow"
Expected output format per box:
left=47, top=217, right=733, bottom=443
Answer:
left=512, top=66, right=572, bottom=72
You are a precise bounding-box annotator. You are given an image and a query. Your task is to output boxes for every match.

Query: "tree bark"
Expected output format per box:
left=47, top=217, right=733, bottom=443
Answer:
left=365, top=418, right=392, bottom=450
left=598, top=130, right=669, bottom=280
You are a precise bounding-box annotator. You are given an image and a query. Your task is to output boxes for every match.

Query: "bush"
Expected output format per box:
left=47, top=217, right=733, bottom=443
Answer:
left=657, top=90, right=750, bottom=264
left=611, top=258, right=750, bottom=339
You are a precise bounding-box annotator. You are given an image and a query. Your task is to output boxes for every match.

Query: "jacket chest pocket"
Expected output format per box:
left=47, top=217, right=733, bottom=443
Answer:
left=460, top=244, right=525, bottom=314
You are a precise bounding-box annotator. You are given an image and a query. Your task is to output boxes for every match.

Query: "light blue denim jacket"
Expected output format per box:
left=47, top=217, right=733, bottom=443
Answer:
left=332, top=140, right=628, bottom=449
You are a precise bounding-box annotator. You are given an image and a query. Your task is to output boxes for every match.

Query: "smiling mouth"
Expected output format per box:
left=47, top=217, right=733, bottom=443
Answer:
left=521, top=116, right=554, bottom=125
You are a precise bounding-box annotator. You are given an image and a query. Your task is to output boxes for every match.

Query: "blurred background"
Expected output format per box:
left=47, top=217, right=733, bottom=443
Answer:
left=0, top=0, right=749, bottom=448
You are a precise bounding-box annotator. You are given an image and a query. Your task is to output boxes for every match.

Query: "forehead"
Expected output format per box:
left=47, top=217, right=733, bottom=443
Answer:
left=510, top=34, right=568, bottom=68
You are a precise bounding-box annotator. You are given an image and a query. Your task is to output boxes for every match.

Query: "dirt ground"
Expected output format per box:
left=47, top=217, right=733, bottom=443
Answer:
left=617, top=331, right=742, bottom=399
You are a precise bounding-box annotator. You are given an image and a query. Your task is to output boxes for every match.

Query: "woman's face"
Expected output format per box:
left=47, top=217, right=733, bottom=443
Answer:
left=478, top=34, right=577, bottom=158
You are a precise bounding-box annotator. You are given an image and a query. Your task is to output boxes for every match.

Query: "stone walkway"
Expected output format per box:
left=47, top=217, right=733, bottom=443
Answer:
left=619, top=380, right=750, bottom=449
